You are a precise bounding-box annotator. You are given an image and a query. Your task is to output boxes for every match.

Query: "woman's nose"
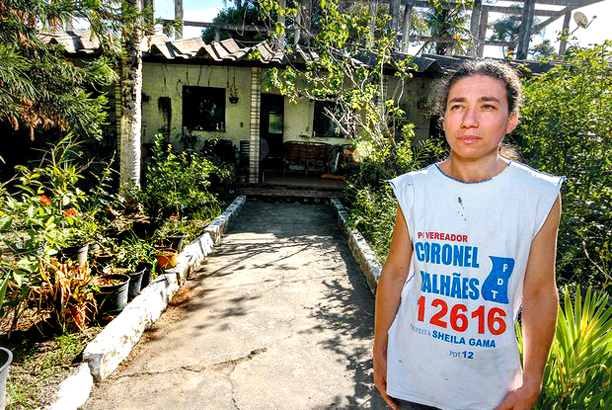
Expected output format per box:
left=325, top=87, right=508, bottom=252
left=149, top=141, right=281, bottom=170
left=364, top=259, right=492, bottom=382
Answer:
left=461, top=107, right=479, bottom=128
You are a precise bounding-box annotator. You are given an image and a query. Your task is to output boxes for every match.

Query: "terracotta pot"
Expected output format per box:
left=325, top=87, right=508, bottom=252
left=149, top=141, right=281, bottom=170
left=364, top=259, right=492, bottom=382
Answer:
left=156, top=248, right=178, bottom=269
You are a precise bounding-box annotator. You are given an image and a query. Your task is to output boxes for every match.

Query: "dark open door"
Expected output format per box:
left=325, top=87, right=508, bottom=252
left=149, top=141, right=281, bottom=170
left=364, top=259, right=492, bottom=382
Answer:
left=260, top=93, right=284, bottom=171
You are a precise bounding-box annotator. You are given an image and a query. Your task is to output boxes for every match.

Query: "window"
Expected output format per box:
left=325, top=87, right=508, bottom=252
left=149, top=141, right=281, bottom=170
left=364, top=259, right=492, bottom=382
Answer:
left=183, top=86, right=225, bottom=131
left=313, top=100, right=344, bottom=138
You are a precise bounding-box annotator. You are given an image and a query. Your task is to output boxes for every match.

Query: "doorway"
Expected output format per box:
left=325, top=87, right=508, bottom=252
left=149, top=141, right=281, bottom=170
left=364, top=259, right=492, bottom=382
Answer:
left=260, top=94, right=284, bottom=171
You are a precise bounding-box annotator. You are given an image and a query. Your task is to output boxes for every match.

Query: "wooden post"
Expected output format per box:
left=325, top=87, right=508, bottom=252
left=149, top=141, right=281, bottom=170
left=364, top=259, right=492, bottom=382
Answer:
left=294, top=1, right=302, bottom=46
left=558, top=10, right=571, bottom=57
left=175, top=0, right=183, bottom=39
left=477, top=9, right=488, bottom=58
left=304, top=0, right=312, bottom=45
left=276, top=0, right=286, bottom=51
left=368, top=1, right=378, bottom=47
left=390, top=0, right=401, bottom=35
left=401, top=1, right=413, bottom=53
left=468, top=0, right=482, bottom=57
left=517, top=0, right=536, bottom=59
left=249, top=67, right=262, bottom=184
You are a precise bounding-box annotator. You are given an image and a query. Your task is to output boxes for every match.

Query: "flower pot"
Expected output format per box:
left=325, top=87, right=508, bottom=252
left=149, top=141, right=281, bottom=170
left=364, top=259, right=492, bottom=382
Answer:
left=127, top=267, right=146, bottom=300
left=136, top=262, right=153, bottom=289
left=0, top=347, right=12, bottom=410
left=60, top=243, right=89, bottom=266
left=156, top=248, right=178, bottom=269
left=102, top=266, right=145, bottom=300
left=167, top=235, right=188, bottom=253
left=93, top=274, right=129, bottom=313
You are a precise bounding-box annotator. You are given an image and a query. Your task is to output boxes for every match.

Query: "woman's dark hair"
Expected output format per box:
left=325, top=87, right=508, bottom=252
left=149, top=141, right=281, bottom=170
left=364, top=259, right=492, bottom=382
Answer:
left=431, top=59, right=523, bottom=118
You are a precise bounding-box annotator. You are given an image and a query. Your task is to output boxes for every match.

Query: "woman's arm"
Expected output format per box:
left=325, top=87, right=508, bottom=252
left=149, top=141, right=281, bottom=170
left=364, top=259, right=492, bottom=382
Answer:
left=373, top=206, right=413, bottom=410
left=494, top=194, right=562, bottom=410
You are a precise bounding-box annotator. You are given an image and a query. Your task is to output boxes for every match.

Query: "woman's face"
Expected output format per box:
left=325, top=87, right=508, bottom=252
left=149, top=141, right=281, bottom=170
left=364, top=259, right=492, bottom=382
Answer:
left=442, top=75, right=518, bottom=161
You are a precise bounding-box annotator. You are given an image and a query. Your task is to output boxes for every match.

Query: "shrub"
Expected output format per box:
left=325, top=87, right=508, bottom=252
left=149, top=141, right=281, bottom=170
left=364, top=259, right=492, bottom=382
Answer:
left=513, top=42, right=612, bottom=290
left=517, top=286, right=612, bottom=409
left=141, top=133, right=229, bottom=222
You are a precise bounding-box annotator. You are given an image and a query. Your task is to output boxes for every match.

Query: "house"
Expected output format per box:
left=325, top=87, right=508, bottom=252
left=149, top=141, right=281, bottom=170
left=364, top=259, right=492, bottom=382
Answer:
left=42, top=31, right=555, bottom=184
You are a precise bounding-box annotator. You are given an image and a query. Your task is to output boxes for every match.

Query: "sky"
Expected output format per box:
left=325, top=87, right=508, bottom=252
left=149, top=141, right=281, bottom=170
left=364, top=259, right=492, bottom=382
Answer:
left=154, top=0, right=611, bottom=58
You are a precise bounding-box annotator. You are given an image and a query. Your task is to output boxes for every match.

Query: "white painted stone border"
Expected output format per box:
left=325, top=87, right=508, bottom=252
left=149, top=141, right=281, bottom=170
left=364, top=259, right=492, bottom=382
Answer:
left=44, top=195, right=247, bottom=410
left=330, top=198, right=382, bottom=295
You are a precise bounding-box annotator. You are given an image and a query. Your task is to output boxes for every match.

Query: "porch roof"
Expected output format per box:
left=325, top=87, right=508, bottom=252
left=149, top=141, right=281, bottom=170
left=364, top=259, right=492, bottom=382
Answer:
left=39, top=30, right=557, bottom=75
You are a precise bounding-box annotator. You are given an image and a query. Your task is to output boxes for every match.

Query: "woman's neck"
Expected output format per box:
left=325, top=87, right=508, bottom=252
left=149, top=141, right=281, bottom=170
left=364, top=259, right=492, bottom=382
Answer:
left=439, top=153, right=509, bottom=183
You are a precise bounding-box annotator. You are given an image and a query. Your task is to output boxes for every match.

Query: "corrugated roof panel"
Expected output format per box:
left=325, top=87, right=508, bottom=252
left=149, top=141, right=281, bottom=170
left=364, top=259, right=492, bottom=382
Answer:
left=173, top=37, right=205, bottom=55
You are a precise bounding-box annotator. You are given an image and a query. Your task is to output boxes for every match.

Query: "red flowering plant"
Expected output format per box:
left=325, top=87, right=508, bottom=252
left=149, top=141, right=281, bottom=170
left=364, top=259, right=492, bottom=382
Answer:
left=0, top=136, right=103, bottom=331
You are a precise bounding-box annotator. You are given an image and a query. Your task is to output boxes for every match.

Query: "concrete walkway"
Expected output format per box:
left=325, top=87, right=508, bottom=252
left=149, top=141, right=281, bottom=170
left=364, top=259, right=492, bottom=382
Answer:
left=83, top=200, right=386, bottom=410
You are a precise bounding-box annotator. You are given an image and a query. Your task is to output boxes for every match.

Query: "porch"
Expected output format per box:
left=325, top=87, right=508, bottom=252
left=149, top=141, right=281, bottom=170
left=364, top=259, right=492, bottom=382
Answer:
left=237, top=170, right=347, bottom=199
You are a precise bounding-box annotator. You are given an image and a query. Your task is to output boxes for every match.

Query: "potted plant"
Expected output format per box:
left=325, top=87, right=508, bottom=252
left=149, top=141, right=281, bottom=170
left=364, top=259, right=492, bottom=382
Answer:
left=39, top=259, right=97, bottom=332
left=155, top=248, right=179, bottom=269
left=111, top=236, right=157, bottom=297
left=92, top=273, right=129, bottom=313
left=56, top=214, right=101, bottom=267
left=156, top=215, right=190, bottom=253
left=0, top=347, right=12, bottom=410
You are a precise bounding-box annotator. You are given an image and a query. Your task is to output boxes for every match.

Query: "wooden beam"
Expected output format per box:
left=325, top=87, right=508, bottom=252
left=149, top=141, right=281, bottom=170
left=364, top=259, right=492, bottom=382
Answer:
left=175, top=0, right=183, bottom=39
left=368, top=1, right=378, bottom=47
left=276, top=0, right=286, bottom=51
left=517, top=0, right=536, bottom=59
left=390, top=0, right=401, bottom=34
left=483, top=5, right=563, bottom=17
left=468, top=0, right=482, bottom=57
left=401, top=1, right=413, bottom=53
left=477, top=9, right=488, bottom=57
left=558, top=10, right=571, bottom=57
left=491, top=0, right=602, bottom=6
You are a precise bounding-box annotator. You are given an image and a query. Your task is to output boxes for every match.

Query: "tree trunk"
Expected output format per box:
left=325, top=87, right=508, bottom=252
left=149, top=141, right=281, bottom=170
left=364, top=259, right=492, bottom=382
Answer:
left=120, top=0, right=143, bottom=190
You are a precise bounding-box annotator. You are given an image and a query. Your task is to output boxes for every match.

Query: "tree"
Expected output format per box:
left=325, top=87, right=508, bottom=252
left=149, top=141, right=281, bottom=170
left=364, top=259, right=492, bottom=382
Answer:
left=489, top=12, right=546, bottom=59
left=0, top=1, right=116, bottom=141
left=512, top=42, right=612, bottom=290
left=423, top=3, right=469, bottom=55
left=118, top=0, right=144, bottom=190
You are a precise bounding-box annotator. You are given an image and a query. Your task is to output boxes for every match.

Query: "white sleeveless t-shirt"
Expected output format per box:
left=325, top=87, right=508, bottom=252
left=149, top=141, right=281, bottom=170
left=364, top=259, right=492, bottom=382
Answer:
left=386, top=161, right=564, bottom=410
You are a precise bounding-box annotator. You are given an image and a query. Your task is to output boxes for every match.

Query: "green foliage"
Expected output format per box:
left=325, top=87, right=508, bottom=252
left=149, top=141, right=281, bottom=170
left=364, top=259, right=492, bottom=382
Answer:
left=517, top=286, right=612, bottom=409
left=0, top=136, right=110, bottom=332
left=203, top=3, right=265, bottom=44
left=141, top=133, right=228, bottom=221
left=423, top=0, right=470, bottom=55
left=513, top=42, right=612, bottom=290
left=0, top=2, right=117, bottom=140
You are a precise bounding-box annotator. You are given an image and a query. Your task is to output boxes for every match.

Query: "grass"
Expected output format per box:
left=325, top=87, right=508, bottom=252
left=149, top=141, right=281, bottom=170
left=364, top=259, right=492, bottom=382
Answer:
left=2, top=321, right=102, bottom=410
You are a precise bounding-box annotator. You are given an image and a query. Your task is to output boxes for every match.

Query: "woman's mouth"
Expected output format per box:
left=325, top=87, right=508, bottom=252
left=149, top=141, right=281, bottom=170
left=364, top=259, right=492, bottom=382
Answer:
left=458, top=135, right=480, bottom=144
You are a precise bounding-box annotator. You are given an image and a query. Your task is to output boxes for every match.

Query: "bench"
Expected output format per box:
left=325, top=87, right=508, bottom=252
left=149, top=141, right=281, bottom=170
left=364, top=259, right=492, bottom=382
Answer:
left=283, top=141, right=333, bottom=175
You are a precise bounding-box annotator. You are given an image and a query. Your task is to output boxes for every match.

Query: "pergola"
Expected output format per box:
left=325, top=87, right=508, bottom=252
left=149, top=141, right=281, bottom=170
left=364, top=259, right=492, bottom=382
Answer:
left=163, top=0, right=603, bottom=59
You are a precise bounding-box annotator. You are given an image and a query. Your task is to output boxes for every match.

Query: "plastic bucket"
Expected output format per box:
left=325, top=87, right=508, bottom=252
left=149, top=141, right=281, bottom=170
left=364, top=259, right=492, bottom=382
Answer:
left=127, top=267, right=146, bottom=300
left=94, top=274, right=129, bottom=313
left=0, top=347, right=13, bottom=410
left=137, top=263, right=153, bottom=289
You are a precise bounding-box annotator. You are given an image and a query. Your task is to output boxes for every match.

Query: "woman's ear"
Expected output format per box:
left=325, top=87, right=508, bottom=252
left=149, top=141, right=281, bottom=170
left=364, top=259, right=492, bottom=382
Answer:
left=506, top=111, right=519, bottom=134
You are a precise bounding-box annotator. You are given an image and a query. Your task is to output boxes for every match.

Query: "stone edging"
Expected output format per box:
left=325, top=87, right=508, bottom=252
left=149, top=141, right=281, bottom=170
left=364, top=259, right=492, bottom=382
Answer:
left=330, top=199, right=382, bottom=296
left=45, top=195, right=247, bottom=410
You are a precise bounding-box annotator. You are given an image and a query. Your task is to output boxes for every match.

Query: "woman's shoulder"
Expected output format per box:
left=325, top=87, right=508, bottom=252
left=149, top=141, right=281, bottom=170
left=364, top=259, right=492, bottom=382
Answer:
left=508, top=161, right=565, bottom=187
left=389, top=164, right=438, bottom=186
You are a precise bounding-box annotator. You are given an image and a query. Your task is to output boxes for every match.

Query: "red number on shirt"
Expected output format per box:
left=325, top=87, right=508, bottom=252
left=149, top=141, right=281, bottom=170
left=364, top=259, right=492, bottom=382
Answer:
left=488, top=307, right=507, bottom=335
left=430, top=299, right=448, bottom=328
left=471, top=305, right=486, bottom=334
left=416, top=297, right=507, bottom=336
left=450, top=304, right=468, bottom=332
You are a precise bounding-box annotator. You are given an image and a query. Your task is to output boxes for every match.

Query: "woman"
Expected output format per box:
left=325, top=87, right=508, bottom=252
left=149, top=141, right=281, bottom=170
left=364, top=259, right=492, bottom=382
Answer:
left=373, top=60, right=563, bottom=410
